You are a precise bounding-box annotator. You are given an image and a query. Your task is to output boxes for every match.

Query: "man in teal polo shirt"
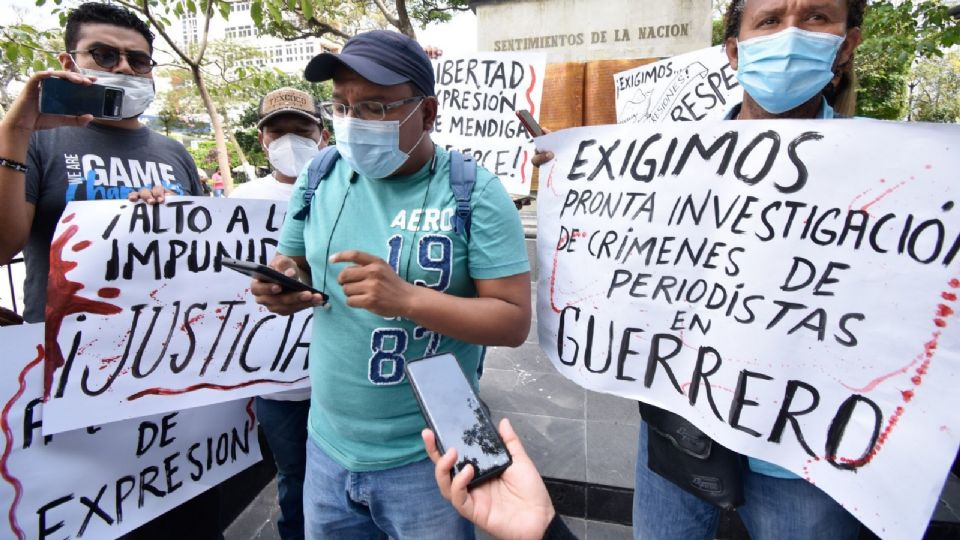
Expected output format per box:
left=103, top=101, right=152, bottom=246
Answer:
left=251, top=30, right=531, bottom=539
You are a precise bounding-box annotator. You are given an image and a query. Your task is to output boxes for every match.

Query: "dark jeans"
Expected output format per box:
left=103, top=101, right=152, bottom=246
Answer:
left=256, top=397, right=310, bottom=540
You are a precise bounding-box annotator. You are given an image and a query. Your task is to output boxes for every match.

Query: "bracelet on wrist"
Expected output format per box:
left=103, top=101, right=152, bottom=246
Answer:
left=0, top=157, right=28, bottom=174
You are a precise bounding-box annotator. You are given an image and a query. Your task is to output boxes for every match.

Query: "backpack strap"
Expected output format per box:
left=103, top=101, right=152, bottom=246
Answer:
left=292, top=146, right=340, bottom=221
left=449, top=151, right=477, bottom=239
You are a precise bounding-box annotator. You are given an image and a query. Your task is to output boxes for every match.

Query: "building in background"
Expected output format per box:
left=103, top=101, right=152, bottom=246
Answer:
left=470, top=0, right=711, bottom=62
left=174, top=0, right=340, bottom=73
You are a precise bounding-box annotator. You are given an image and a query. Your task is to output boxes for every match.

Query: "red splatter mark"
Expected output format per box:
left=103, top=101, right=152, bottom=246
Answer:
left=860, top=180, right=907, bottom=213
left=180, top=313, right=204, bottom=332
left=99, top=355, right=121, bottom=370
left=545, top=164, right=560, bottom=196
left=245, top=398, right=256, bottom=432
left=937, top=304, right=955, bottom=317
left=44, top=224, right=122, bottom=399
left=835, top=286, right=949, bottom=467
left=525, top=65, right=537, bottom=115
left=934, top=318, right=946, bottom=328
left=950, top=279, right=960, bottom=288
left=548, top=250, right=563, bottom=314
left=520, top=150, right=529, bottom=184
left=943, top=292, right=957, bottom=301
left=925, top=164, right=933, bottom=170
left=97, top=287, right=121, bottom=299
left=836, top=406, right=905, bottom=468
left=0, top=344, right=44, bottom=540
left=62, top=213, right=76, bottom=224
left=71, top=240, right=91, bottom=252
left=840, top=357, right=918, bottom=393
left=127, top=376, right=310, bottom=401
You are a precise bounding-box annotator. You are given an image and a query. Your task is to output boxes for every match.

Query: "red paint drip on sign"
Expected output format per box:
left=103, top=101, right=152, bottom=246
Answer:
left=71, top=240, right=91, bottom=252
left=126, top=375, right=310, bottom=401
left=0, top=344, right=44, bottom=540
left=525, top=65, right=537, bottom=115
left=44, top=224, right=122, bottom=399
left=97, top=287, right=121, bottom=299
left=245, top=398, right=256, bottom=432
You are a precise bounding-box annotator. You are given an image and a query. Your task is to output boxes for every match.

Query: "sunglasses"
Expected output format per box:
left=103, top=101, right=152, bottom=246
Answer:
left=70, top=45, right=157, bottom=74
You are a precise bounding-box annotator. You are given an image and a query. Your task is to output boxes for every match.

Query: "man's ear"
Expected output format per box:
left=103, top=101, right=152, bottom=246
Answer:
left=58, top=52, right=76, bottom=71
left=421, top=96, right=438, bottom=132
left=320, top=128, right=330, bottom=147
left=257, top=131, right=267, bottom=154
left=724, top=36, right=739, bottom=70
left=835, top=27, right=862, bottom=69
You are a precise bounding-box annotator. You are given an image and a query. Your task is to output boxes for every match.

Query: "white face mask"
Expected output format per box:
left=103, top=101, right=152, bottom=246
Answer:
left=267, top=134, right=322, bottom=178
left=79, top=68, right=155, bottom=119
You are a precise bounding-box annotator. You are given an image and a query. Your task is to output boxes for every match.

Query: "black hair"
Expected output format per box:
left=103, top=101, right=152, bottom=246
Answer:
left=64, top=2, right=155, bottom=53
left=723, top=0, right=867, bottom=40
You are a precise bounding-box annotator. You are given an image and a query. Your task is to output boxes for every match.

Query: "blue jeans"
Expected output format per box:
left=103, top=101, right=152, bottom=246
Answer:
left=256, top=397, right=310, bottom=540
left=633, top=423, right=860, bottom=540
left=303, top=438, right=474, bottom=540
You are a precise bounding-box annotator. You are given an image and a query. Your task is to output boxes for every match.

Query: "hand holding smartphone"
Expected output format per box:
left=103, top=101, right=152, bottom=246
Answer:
left=39, top=77, right=124, bottom=120
left=406, top=354, right=512, bottom=488
left=515, top=109, right=544, bottom=137
left=221, top=257, right=328, bottom=302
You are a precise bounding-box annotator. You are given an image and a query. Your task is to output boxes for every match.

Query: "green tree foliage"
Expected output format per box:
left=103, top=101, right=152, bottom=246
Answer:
left=253, top=0, right=471, bottom=41
left=855, top=0, right=960, bottom=119
left=0, top=17, right=61, bottom=112
left=910, top=49, right=960, bottom=123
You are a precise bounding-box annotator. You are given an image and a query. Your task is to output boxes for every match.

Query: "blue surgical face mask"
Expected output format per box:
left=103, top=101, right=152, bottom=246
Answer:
left=331, top=101, right=426, bottom=179
left=736, top=27, right=845, bottom=114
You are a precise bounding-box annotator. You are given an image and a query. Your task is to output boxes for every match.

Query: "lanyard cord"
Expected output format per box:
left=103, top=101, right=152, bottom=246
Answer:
left=320, top=172, right=356, bottom=300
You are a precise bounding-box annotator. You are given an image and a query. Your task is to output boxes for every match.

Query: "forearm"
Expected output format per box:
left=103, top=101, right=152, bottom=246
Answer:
left=0, top=124, right=33, bottom=263
left=403, top=281, right=531, bottom=347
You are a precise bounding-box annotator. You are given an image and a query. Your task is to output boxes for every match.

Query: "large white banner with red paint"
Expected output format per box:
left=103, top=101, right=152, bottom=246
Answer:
left=535, top=119, right=960, bottom=540
left=41, top=198, right=311, bottom=435
left=432, top=53, right=546, bottom=196
left=0, top=324, right=261, bottom=539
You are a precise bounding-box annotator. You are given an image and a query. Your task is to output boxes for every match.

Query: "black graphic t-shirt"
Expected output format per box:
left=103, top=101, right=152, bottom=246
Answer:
left=23, top=122, right=203, bottom=323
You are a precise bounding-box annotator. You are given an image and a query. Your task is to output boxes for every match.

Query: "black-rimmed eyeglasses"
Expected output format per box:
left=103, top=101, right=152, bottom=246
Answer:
left=319, top=96, right=424, bottom=121
left=70, top=45, right=157, bottom=74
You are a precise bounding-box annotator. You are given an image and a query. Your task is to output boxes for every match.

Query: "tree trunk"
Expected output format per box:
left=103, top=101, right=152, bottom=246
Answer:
left=226, top=126, right=253, bottom=182
left=192, top=65, right=234, bottom=194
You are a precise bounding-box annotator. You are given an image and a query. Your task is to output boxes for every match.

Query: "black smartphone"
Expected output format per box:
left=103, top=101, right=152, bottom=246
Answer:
left=515, top=109, right=544, bottom=137
left=221, top=257, right=327, bottom=301
left=39, top=77, right=124, bottom=120
left=406, top=353, right=512, bottom=488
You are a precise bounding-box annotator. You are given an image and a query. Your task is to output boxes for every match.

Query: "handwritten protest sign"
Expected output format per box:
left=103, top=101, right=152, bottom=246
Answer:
left=42, top=198, right=311, bottom=435
left=615, top=45, right=742, bottom=124
left=535, top=120, right=960, bottom=540
left=0, top=324, right=260, bottom=539
left=432, top=53, right=546, bottom=195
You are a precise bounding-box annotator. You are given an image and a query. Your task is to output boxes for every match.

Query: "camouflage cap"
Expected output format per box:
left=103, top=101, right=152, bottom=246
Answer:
left=257, top=87, right=322, bottom=129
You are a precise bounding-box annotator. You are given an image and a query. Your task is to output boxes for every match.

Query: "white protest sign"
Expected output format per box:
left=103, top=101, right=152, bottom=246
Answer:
left=615, top=45, right=742, bottom=124
left=535, top=120, right=960, bottom=540
left=432, top=53, right=547, bottom=196
left=0, top=323, right=260, bottom=539
left=42, top=198, right=311, bottom=435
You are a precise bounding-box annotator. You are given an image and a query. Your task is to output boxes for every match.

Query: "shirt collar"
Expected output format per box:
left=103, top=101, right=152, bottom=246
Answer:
left=723, top=97, right=834, bottom=120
